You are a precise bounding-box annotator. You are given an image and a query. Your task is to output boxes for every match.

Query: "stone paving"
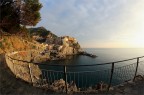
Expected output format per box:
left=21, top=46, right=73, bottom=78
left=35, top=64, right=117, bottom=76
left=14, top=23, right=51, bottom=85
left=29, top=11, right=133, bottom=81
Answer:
left=109, top=77, right=144, bottom=95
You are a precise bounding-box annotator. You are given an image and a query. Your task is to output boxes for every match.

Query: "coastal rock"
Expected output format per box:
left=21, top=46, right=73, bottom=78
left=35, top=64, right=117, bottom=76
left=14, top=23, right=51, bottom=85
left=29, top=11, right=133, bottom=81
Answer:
left=54, top=37, right=62, bottom=45
left=134, top=75, right=143, bottom=82
left=68, top=81, right=78, bottom=92
left=33, top=35, right=46, bottom=42
left=56, top=52, right=66, bottom=59
left=45, top=38, right=55, bottom=44
left=49, top=79, right=78, bottom=92
left=60, top=46, right=74, bottom=55
left=49, top=79, right=66, bottom=92
left=29, top=27, right=82, bottom=60
left=42, top=36, right=81, bottom=60
left=33, top=55, right=49, bottom=63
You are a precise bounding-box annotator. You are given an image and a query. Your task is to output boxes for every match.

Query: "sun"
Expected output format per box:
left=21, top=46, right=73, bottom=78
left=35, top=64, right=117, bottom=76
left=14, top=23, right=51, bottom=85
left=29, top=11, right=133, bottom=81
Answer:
left=130, top=34, right=144, bottom=48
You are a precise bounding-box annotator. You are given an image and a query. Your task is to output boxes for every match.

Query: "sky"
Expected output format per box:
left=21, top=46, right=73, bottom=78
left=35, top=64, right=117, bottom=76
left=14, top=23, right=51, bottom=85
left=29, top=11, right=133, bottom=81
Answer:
left=36, top=0, right=144, bottom=48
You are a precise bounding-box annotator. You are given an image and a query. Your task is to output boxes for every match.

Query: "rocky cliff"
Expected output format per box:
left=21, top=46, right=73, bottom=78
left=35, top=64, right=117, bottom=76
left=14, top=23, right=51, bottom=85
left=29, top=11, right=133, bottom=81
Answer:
left=29, top=27, right=82, bottom=61
left=0, top=31, right=45, bottom=54
left=0, top=27, right=82, bottom=61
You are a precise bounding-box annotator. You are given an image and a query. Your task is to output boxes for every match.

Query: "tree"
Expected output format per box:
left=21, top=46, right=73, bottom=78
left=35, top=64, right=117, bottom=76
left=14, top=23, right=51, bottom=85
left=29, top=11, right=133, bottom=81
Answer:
left=0, top=0, right=19, bottom=32
left=20, top=0, right=42, bottom=26
left=0, top=0, right=42, bottom=33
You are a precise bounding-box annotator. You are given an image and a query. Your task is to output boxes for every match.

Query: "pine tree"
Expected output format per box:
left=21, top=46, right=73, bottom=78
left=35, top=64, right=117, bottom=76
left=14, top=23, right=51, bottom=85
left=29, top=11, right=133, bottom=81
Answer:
left=0, top=0, right=42, bottom=33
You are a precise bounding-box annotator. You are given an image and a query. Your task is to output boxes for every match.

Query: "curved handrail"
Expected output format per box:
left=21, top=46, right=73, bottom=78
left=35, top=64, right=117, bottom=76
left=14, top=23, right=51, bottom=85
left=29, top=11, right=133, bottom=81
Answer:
left=5, top=52, right=144, bottom=93
left=6, top=54, right=144, bottom=67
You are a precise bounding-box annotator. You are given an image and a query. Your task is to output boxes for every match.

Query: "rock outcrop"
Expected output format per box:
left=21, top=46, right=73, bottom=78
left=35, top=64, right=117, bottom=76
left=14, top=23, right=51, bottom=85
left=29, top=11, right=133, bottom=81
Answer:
left=29, top=27, right=82, bottom=61
left=0, top=31, right=45, bottom=54
left=49, top=79, right=78, bottom=92
left=5, top=51, right=42, bottom=83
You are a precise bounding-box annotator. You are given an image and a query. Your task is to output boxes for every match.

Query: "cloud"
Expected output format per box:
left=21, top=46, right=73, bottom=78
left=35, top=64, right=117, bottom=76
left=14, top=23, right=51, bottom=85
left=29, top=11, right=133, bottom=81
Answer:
left=36, top=0, right=144, bottom=48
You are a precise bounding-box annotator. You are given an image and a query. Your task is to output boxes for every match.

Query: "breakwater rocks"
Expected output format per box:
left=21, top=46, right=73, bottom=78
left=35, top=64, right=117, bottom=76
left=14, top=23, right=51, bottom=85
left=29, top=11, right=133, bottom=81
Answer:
left=79, top=51, right=97, bottom=58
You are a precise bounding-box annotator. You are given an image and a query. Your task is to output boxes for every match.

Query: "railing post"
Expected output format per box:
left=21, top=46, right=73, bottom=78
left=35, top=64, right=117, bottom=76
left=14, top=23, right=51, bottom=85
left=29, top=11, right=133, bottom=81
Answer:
left=12, top=60, right=16, bottom=76
left=64, top=65, right=68, bottom=93
left=11, top=59, right=16, bottom=78
left=28, top=63, right=33, bottom=85
left=133, top=57, right=139, bottom=81
left=108, top=62, right=114, bottom=91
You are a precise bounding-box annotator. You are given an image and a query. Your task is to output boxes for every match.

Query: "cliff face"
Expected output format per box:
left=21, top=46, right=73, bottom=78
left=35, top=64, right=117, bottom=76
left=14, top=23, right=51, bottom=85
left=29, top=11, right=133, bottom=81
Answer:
left=29, top=27, right=82, bottom=61
left=46, top=36, right=81, bottom=54
left=0, top=35, right=27, bottom=53
left=0, top=27, right=82, bottom=61
left=0, top=32, right=44, bottom=54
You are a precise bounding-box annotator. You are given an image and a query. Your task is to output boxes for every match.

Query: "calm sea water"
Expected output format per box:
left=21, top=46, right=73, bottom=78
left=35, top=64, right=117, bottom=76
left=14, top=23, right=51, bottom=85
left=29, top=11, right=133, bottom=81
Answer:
left=41, top=48, right=144, bottom=69
left=40, top=48, right=144, bottom=87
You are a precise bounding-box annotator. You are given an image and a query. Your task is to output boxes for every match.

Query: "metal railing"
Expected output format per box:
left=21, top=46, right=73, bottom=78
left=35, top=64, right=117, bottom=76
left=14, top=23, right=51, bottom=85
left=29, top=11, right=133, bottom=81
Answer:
left=6, top=55, right=144, bottom=94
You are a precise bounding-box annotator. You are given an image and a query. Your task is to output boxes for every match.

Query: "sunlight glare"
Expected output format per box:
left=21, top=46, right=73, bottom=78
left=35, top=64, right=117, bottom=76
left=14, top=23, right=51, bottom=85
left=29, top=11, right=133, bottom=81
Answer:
left=129, top=31, right=144, bottom=48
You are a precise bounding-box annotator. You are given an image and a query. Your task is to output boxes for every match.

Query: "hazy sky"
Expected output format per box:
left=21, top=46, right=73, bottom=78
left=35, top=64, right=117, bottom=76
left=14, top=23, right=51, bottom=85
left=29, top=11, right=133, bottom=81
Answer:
left=36, top=0, right=144, bottom=48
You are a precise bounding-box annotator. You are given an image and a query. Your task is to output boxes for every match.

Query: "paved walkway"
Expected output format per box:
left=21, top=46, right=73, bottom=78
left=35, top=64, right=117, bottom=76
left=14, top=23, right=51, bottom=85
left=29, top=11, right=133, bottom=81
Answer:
left=109, top=77, right=144, bottom=95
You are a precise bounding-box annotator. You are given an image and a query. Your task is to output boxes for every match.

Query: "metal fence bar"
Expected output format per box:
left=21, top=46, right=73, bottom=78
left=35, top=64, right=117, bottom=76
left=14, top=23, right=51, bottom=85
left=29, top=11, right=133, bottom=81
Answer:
left=6, top=54, right=144, bottom=93
left=133, top=57, right=139, bottom=81
left=63, top=65, right=68, bottom=93
left=108, top=62, right=114, bottom=91
left=6, top=55, right=144, bottom=67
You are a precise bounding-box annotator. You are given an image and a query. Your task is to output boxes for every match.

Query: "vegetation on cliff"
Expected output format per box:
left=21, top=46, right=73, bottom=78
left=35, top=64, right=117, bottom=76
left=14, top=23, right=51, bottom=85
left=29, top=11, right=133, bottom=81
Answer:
left=0, top=0, right=82, bottom=59
left=0, top=31, right=44, bottom=54
left=28, top=27, right=57, bottom=38
left=0, top=0, right=42, bottom=53
left=0, top=0, right=42, bottom=33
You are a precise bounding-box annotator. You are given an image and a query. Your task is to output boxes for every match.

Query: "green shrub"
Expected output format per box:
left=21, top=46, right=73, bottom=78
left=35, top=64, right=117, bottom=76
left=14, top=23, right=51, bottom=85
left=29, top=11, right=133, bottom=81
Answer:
left=32, top=45, right=36, bottom=49
left=0, top=42, right=3, bottom=48
left=3, top=38, right=6, bottom=42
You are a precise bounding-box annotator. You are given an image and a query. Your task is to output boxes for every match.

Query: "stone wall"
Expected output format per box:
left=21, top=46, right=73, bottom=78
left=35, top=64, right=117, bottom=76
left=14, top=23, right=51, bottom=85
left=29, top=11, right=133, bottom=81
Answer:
left=5, top=51, right=42, bottom=84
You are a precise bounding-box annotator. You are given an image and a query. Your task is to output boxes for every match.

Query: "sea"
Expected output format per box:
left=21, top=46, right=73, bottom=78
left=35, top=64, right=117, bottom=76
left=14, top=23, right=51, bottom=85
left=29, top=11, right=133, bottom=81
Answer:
left=39, top=48, right=144, bottom=87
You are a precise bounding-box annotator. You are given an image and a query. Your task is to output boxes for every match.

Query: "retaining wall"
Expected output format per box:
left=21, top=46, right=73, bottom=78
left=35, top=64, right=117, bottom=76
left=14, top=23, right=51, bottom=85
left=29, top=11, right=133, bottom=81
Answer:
left=5, top=51, right=42, bottom=84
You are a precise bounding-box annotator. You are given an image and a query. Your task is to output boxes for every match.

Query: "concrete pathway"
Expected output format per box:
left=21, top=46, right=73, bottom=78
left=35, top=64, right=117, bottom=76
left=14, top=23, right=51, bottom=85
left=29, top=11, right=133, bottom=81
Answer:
left=109, top=77, right=144, bottom=95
